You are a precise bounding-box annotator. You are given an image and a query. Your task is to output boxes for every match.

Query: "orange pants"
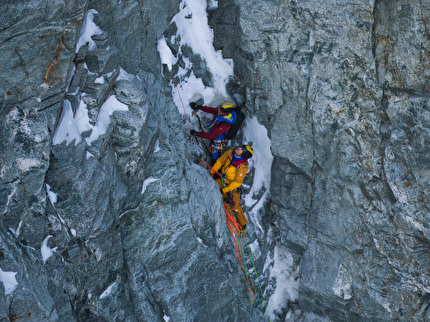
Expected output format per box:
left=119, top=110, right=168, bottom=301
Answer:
left=215, top=178, right=247, bottom=227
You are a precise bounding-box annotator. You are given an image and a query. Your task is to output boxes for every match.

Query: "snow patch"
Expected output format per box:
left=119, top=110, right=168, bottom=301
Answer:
left=267, top=245, right=299, bottom=317
left=100, top=281, right=117, bottom=299
left=141, top=177, right=160, bottom=194
left=248, top=239, right=261, bottom=259
left=53, top=98, right=92, bottom=146
left=0, top=267, right=18, bottom=295
left=46, top=184, right=58, bottom=206
left=157, top=0, right=234, bottom=118
left=95, top=76, right=105, bottom=84
left=172, top=0, right=233, bottom=95
left=86, top=95, right=129, bottom=145
left=157, top=37, right=177, bottom=71
left=163, top=312, right=171, bottom=322
left=41, top=235, right=57, bottom=264
left=243, top=116, right=273, bottom=208
left=117, top=67, right=134, bottom=81
left=75, top=9, right=103, bottom=53
left=154, top=139, right=161, bottom=153
left=14, top=219, right=23, bottom=238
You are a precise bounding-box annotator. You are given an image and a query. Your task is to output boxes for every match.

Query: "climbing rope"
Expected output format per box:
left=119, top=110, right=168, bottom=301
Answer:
left=170, top=68, right=271, bottom=320
left=192, top=111, right=212, bottom=156
left=170, top=70, right=211, bottom=157
left=224, top=203, right=254, bottom=290
left=170, top=69, right=191, bottom=130
left=198, top=160, right=270, bottom=319
left=224, top=202, right=271, bottom=320
left=189, top=135, right=212, bottom=159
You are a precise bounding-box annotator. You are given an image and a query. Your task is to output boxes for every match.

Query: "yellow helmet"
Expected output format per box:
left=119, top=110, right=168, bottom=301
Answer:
left=241, top=145, right=254, bottom=159
left=219, top=101, right=234, bottom=113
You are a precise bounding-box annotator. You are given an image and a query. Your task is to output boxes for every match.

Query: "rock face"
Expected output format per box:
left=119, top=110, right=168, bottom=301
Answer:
left=228, top=0, right=430, bottom=320
left=0, top=0, right=262, bottom=321
left=1, top=0, right=429, bottom=321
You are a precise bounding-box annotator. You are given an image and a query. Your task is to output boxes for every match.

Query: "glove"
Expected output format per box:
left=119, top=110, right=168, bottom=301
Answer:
left=190, top=129, right=198, bottom=136
left=189, top=102, right=201, bottom=111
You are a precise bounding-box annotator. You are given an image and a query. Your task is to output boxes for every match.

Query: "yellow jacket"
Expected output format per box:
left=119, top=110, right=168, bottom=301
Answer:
left=211, top=149, right=249, bottom=194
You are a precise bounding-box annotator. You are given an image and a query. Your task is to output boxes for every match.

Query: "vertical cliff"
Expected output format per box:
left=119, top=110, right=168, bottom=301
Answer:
left=228, top=0, right=430, bottom=320
left=0, top=0, right=262, bottom=320
left=1, top=0, right=430, bottom=321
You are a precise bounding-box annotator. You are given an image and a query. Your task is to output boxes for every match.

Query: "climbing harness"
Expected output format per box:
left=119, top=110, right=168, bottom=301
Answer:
left=209, top=139, right=227, bottom=160
left=198, top=158, right=241, bottom=205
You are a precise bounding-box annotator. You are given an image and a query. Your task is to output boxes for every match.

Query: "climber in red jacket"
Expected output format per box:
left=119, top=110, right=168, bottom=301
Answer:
left=189, top=101, right=237, bottom=160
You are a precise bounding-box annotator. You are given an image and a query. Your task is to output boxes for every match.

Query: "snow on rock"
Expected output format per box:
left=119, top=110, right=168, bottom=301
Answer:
left=41, top=235, right=57, bottom=264
left=172, top=0, right=233, bottom=95
left=141, top=177, right=160, bottom=194
left=267, top=245, right=299, bottom=318
left=75, top=9, right=103, bottom=53
left=157, top=37, right=177, bottom=71
left=157, top=0, right=234, bottom=119
left=0, top=267, right=18, bottom=295
left=46, top=184, right=58, bottom=206
left=53, top=98, right=92, bottom=146
left=86, top=95, right=129, bottom=145
left=243, top=116, right=273, bottom=208
left=100, top=281, right=117, bottom=299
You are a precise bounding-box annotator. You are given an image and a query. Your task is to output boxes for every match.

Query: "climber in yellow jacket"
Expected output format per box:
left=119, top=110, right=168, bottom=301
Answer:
left=210, top=145, right=254, bottom=231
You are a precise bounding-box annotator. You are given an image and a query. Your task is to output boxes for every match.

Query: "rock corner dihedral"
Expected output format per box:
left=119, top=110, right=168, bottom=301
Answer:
left=1, top=0, right=430, bottom=321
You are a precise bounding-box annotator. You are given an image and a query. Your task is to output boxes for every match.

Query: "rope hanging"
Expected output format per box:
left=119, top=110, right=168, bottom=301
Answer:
left=170, top=68, right=271, bottom=321
left=170, top=69, right=191, bottom=130
left=224, top=202, right=271, bottom=321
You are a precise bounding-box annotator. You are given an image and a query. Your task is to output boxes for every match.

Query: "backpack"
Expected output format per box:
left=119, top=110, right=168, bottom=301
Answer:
left=224, top=108, right=245, bottom=140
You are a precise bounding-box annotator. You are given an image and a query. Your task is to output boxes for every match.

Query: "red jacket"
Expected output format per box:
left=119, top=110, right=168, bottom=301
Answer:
left=197, top=106, right=232, bottom=140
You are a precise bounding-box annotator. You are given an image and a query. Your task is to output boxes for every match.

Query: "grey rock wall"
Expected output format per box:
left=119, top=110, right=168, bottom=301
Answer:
left=1, top=0, right=263, bottom=321
left=1, top=0, right=430, bottom=321
left=230, top=0, right=430, bottom=320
